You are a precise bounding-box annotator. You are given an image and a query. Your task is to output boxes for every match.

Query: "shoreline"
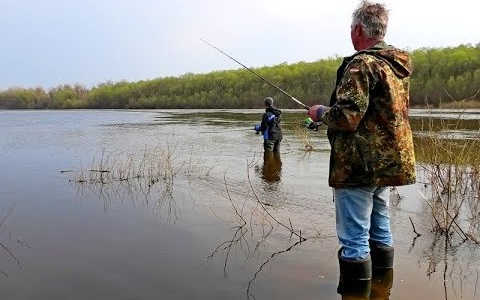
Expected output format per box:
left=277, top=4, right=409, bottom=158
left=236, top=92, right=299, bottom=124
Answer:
left=2, top=100, right=480, bottom=110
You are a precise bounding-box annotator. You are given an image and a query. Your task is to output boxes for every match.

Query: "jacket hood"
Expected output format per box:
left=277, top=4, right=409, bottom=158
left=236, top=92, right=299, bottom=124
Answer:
left=360, top=41, right=412, bottom=79
left=266, top=106, right=282, bottom=116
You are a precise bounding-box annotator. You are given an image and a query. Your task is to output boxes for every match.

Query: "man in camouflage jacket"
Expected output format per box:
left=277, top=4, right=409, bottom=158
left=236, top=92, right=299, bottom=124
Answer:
left=324, top=41, right=415, bottom=188
left=308, top=0, right=416, bottom=293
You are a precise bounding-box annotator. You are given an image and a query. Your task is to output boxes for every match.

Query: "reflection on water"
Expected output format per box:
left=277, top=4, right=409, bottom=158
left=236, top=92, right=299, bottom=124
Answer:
left=252, top=151, right=285, bottom=208
left=370, top=269, right=393, bottom=300
left=260, top=152, right=283, bottom=184
left=339, top=270, right=393, bottom=300
left=419, top=233, right=480, bottom=300
left=73, top=176, right=179, bottom=221
left=339, top=280, right=371, bottom=300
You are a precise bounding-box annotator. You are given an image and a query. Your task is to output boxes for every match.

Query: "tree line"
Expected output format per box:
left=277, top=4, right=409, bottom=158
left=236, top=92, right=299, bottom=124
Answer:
left=1, top=43, right=479, bottom=109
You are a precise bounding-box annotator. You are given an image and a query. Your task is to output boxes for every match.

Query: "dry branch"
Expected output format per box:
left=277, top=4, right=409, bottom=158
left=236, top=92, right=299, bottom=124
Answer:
left=409, top=216, right=422, bottom=237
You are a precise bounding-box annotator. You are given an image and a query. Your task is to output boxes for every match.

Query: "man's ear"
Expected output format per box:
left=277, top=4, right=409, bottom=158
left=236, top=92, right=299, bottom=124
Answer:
left=354, top=24, right=363, bottom=37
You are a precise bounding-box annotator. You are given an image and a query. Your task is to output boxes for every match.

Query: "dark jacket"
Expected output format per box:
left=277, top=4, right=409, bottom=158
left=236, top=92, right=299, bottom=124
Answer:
left=260, top=107, right=282, bottom=141
left=324, top=41, right=416, bottom=188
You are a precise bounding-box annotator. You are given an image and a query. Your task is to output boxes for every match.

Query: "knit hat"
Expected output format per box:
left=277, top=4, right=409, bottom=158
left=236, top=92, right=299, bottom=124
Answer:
left=264, top=97, right=274, bottom=107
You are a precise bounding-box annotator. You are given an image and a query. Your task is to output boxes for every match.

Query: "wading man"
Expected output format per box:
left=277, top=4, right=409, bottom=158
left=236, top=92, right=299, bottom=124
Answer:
left=308, top=1, right=415, bottom=295
left=255, top=97, right=283, bottom=152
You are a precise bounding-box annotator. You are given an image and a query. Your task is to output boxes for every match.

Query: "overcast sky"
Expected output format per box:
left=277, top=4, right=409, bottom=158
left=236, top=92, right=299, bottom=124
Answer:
left=1, top=0, right=478, bottom=89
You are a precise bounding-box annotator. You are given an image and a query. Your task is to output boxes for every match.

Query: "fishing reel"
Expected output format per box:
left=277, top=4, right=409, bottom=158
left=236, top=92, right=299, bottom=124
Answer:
left=304, top=117, right=320, bottom=131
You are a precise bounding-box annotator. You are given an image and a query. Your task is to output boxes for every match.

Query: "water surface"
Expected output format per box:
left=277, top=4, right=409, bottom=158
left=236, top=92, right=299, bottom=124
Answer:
left=0, top=109, right=479, bottom=300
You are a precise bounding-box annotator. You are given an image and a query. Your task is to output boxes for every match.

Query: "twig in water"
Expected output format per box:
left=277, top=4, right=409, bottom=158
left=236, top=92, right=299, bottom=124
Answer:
left=208, top=225, right=248, bottom=276
left=408, top=235, right=420, bottom=253
left=253, top=224, right=274, bottom=253
left=0, top=242, right=21, bottom=267
left=244, top=160, right=311, bottom=299
left=246, top=161, right=306, bottom=242
left=246, top=239, right=307, bottom=299
left=409, top=216, right=422, bottom=237
left=207, top=175, right=249, bottom=275
left=0, top=204, right=21, bottom=278
left=0, top=204, right=16, bottom=230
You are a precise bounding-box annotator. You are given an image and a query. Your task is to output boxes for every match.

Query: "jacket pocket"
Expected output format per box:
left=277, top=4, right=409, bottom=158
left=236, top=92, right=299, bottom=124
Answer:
left=353, top=133, right=371, bottom=174
left=331, top=133, right=371, bottom=184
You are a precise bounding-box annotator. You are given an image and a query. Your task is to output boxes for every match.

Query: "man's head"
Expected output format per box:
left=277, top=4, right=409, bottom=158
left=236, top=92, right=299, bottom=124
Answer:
left=264, top=97, right=274, bottom=107
left=351, top=1, right=389, bottom=51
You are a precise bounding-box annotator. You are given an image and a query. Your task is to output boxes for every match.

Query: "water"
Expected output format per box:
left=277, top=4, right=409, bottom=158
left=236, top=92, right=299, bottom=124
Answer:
left=0, top=109, right=479, bottom=299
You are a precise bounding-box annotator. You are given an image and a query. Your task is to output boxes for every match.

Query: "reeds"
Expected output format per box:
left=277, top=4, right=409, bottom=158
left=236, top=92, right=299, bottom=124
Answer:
left=75, top=145, right=178, bottom=186
left=65, top=143, right=215, bottom=220
left=416, top=115, right=480, bottom=244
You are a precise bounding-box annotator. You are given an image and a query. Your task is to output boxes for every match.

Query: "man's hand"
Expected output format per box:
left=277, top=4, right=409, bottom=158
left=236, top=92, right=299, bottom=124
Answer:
left=254, top=124, right=261, bottom=134
left=307, top=105, right=329, bottom=122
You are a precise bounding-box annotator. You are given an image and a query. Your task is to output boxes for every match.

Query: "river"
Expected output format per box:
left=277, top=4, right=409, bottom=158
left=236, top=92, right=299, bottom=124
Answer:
left=0, top=109, right=479, bottom=299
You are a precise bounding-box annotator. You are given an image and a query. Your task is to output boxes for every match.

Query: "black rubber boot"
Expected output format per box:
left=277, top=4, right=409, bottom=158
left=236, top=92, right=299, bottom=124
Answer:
left=337, top=249, right=372, bottom=299
left=369, top=241, right=394, bottom=270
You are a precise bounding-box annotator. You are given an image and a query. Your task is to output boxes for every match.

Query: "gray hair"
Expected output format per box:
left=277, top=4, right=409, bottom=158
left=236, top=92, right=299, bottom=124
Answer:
left=352, top=1, right=389, bottom=40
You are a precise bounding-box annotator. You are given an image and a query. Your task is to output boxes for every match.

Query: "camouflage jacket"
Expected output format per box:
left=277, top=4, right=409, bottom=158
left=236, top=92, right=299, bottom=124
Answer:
left=324, top=41, right=416, bottom=188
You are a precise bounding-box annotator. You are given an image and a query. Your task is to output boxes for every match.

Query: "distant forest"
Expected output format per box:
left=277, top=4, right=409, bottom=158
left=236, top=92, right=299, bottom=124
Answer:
left=1, top=43, right=479, bottom=109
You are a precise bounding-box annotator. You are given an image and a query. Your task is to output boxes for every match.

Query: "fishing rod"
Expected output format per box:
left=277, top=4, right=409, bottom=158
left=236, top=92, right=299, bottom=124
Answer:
left=201, top=38, right=310, bottom=110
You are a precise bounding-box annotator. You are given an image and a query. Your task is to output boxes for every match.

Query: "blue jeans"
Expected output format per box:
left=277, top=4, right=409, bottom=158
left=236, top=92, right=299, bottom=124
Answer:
left=335, top=186, right=392, bottom=260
